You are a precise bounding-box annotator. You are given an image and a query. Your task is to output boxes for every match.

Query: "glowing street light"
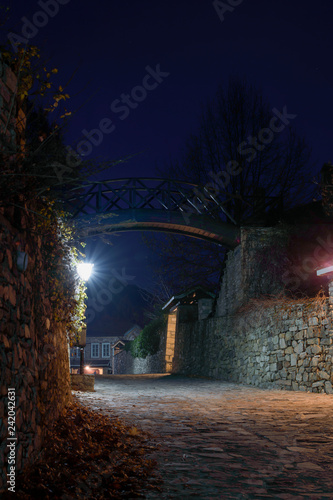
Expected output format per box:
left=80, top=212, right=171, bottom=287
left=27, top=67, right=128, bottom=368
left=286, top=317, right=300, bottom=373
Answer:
left=77, top=263, right=94, bottom=281
left=316, top=265, right=333, bottom=276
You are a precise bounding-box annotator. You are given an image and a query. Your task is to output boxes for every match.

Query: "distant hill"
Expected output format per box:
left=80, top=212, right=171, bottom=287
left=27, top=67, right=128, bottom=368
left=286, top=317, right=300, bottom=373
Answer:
left=86, top=284, right=157, bottom=337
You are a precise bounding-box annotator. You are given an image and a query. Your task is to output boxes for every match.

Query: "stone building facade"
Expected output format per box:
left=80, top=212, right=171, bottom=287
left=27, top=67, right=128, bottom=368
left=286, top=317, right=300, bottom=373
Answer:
left=70, top=326, right=142, bottom=374
left=70, top=336, right=119, bottom=374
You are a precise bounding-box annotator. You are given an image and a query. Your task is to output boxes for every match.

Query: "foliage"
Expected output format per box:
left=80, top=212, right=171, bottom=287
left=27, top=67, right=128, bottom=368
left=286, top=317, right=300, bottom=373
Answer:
left=35, top=198, right=87, bottom=343
left=1, top=44, right=70, bottom=114
left=8, top=400, right=161, bottom=499
left=126, top=314, right=167, bottom=358
left=0, top=42, right=131, bottom=345
left=0, top=42, right=89, bottom=342
left=0, top=43, right=130, bottom=202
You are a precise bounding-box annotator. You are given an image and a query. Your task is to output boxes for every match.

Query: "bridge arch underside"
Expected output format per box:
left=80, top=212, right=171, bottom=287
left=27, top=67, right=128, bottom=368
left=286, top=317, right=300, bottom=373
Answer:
left=75, top=209, right=240, bottom=248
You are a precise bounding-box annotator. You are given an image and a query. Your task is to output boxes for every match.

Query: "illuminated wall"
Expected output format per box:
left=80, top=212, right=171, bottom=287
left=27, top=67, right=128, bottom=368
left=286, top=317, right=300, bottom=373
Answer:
left=165, top=309, right=177, bottom=373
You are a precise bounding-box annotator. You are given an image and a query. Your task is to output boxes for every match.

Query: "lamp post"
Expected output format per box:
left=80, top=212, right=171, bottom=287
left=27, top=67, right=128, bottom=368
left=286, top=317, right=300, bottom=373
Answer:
left=77, top=262, right=94, bottom=375
left=79, top=328, right=87, bottom=375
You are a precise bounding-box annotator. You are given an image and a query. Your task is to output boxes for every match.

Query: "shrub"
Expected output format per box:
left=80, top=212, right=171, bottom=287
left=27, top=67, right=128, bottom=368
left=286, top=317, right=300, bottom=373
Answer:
left=127, top=315, right=167, bottom=358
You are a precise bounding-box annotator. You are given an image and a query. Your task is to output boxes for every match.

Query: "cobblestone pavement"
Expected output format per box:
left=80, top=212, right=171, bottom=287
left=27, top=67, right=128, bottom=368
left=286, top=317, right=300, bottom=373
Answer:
left=75, top=374, right=333, bottom=500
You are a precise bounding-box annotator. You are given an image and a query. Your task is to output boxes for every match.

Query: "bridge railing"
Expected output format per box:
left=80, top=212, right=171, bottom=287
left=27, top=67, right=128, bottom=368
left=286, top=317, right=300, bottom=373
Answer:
left=63, top=177, right=283, bottom=227
left=64, top=178, right=227, bottom=220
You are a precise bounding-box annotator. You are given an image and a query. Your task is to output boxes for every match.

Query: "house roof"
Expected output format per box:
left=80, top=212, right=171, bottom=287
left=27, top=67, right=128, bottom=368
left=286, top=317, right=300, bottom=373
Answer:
left=113, top=339, right=126, bottom=347
left=84, top=336, right=120, bottom=343
left=123, top=325, right=141, bottom=338
left=162, top=286, right=215, bottom=312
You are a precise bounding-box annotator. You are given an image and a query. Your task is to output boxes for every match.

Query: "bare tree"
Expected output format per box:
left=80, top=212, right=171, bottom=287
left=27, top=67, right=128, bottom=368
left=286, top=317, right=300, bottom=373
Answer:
left=169, top=77, right=315, bottom=222
left=144, top=77, right=317, bottom=292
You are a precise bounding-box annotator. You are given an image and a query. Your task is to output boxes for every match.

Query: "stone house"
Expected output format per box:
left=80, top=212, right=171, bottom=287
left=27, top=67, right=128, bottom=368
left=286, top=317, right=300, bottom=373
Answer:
left=70, top=325, right=141, bottom=374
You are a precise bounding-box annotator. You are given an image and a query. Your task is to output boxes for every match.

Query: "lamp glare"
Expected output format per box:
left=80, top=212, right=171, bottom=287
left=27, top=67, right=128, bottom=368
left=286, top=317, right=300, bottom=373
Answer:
left=77, top=263, right=94, bottom=281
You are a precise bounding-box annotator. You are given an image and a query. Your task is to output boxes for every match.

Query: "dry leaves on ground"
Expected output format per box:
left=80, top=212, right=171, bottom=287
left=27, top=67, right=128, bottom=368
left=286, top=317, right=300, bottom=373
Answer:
left=6, top=397, right=162, bottom=499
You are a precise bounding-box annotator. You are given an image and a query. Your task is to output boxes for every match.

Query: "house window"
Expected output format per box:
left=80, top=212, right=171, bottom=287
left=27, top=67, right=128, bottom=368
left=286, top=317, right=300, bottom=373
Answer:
left=91, top=343, right=99, bottom=358
left=102, top=343, right=110, bottom=358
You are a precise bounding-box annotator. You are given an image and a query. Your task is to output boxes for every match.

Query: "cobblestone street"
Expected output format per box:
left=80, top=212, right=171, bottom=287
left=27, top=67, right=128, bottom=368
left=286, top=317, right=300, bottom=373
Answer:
left=75, top=375, right=333, bottom=499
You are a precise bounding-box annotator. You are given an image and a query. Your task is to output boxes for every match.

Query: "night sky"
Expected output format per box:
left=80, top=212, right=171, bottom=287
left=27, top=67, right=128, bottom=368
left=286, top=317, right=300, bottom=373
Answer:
left=3, top=0, right=333, bottom=290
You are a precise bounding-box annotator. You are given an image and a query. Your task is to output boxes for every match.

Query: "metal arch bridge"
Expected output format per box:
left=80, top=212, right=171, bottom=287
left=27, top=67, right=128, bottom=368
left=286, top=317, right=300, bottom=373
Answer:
left=65, top=178, right=240, bottom=248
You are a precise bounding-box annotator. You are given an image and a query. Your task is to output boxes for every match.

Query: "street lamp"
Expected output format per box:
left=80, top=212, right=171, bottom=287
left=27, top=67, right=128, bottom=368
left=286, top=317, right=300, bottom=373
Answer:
left=77, top=262, right=94, bottom=374
left=77, top=263, right=94, bottom=281
left=316, top=265, right=333, bottom=276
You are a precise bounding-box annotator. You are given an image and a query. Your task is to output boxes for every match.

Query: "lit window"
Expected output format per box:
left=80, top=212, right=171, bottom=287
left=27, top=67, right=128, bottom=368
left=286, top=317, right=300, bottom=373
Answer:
left=102, top=343, right=110, bottom=358
left=91, top=343, right=99, bottom=358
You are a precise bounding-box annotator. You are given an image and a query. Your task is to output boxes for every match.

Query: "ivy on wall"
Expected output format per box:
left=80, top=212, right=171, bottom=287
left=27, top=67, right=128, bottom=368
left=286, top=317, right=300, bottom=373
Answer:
left=35, top=199, right=87, bottom=343
left=0, top=42, right=87, bottom=344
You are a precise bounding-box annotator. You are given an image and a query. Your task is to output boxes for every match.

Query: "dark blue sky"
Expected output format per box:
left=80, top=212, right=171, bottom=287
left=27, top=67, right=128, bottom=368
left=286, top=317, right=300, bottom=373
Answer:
left=3, top=0, right=333, bottom=289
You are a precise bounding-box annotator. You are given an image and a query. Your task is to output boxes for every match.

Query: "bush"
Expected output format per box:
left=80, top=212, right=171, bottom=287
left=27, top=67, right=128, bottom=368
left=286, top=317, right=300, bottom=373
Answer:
left=127, top=315, right=167, bottom=358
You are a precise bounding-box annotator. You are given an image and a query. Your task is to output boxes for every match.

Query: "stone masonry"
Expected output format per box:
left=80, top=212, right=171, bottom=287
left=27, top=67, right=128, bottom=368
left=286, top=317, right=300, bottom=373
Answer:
left=0, top=205, right=72, bottom=493
left=0, top=54, right=16, bottom=151
left=173, top=296, right=333, bottom=394
left=172, top=226, right=333, bottom=394
left=0, top=57, right=72, bottom=493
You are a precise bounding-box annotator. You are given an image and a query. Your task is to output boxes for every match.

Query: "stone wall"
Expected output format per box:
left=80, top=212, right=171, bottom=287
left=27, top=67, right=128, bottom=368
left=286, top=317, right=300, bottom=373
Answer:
left=114, top=328, right=167, bottom=375
left=216, top=226, right=289, bottom=316
left=171, top=225, right=333, bottom=394
left=0, top=53, right=17, bottom=152
left=70, top=374, right=94, bottom=392
left=0, top=205, right=72, bottom=493
left=216, top=244, right=243, bottom=316
left=173, top=295, right=333, bottom=393
left=0, top=55, right=72, bottom=494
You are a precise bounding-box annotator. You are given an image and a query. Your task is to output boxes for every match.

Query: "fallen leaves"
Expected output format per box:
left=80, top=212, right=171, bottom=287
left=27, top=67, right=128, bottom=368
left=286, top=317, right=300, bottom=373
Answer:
left=128, top=427, right=139, bottom=436
left=7, top=398, right=162, bottom=499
